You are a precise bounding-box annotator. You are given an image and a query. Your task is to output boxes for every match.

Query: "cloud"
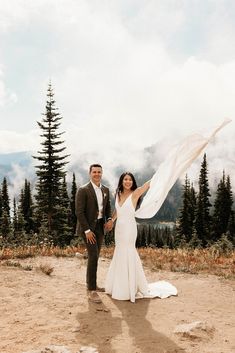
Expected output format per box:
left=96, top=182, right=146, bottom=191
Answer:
left=0, top=130, right=39, bottom=154
left=0, top=0, right=234, bottom=191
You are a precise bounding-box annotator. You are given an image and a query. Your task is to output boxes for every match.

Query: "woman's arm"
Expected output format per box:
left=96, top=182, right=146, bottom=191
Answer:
left=132, top=180, right=151, bottom=202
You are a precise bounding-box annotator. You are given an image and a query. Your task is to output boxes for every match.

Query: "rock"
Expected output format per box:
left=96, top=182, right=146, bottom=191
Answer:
left=174, top=321, right=215, bottom=341
left=75, top=252, right=84, bottom=259
left=22, top=345, right=72, bottom=353
left=79, top=346, right=98, bottom=353
left=75, top=251, right=88, bottom=259
left=72, top=323, right=81, bottom=332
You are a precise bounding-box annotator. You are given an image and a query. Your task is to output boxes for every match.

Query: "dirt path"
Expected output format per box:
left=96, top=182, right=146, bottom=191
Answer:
left=0, top=256, right=234, bottom=353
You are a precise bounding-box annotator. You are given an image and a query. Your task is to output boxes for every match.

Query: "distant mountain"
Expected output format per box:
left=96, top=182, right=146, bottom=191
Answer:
left=0, top=151, right=33, bottom=165
left=0, top=151, right=33, bottom=181
left=5, top=142, right=233, bottom=223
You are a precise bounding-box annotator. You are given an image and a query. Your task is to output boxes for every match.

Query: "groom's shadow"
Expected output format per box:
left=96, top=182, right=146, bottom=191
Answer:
left=111, top=297, right=185, bottom=353
left=75, top=296, right=122, bottom=353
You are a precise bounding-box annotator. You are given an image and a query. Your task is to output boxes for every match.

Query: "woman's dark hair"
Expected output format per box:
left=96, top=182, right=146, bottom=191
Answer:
left=116, top=172, right=138, bottom=197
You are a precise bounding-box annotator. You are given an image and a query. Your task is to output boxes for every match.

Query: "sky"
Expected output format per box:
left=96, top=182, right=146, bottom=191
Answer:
left=0, top=0, right=235, bottom=189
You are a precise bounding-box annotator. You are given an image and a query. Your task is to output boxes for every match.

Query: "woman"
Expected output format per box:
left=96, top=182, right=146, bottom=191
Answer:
left=105, top=120, right=231, bottom=302
left=105, top=172, right=177, bottom=303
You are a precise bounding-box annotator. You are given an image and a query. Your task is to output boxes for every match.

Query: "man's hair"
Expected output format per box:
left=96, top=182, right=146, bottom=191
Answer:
left=89, top=164, right=102, bottom=173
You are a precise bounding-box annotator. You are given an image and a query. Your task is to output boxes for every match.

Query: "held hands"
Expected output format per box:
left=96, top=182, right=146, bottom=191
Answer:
left=104, top=219, right=113, bottom=232
left=86, top=231, right=96, bottom=244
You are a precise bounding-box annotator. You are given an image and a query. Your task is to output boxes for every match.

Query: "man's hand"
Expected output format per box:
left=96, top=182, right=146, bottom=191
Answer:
left=86, top=231, right=96, bottom=244
left=104, top=219, right=113, bottom=232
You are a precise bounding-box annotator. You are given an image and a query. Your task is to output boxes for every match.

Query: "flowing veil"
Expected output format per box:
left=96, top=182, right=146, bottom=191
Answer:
left=135, top=119, right=232, bottom=219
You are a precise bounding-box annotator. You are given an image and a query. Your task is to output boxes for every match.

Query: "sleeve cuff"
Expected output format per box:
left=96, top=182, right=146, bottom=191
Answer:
left=85, top=229, right=91, bottom=234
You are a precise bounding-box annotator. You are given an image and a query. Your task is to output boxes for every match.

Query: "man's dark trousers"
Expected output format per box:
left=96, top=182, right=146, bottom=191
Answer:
left=84, top=219, right=104, bottom=290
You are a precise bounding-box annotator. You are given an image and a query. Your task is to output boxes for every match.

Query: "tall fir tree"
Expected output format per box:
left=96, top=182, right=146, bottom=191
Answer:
left=1, top=177, right=10, bottom=217
left=212, top=172, right=233, bottom=240
left=12, top=198, right=18, bottom=235
left=33, top=83, right=70, bottom=245
left=54, top=175, right=73, bottom=245
left=0, top=185, right=2, bottom=220
left=227, top=210, right=235, bottom=244
left=70, top=172, right=77, bottom=235
left=19, top=179, right=34, bottom=234
left=226, top=175, right=234, bottom=219
left=177, top=176, right=197, bottom=245
left=177, top=175, right=192, bottom=241
left=0, top=177, right=11, bottom=237
left=195, top=154, right=212, bottom=246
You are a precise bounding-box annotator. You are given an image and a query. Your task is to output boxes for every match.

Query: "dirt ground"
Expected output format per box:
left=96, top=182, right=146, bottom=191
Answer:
left=0, top=255, right=234, bottom=353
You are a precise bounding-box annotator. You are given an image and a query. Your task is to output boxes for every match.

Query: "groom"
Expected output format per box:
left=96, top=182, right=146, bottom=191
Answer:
left=76, top=164, right=113, bottom=303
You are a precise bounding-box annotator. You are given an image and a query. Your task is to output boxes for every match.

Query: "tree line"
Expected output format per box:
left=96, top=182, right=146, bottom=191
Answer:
left=132, top=155, right=235, bottom=250
left=0, top=84, right=234, bottom=249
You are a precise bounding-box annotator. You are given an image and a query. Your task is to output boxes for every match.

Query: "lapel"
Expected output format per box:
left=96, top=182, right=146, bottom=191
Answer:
left=88, top=182, right=98, bottom=209
left=101, top=185, right=107, bottom=213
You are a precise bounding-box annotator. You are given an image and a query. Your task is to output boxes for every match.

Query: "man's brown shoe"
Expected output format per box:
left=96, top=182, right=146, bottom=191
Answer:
left=88, top=290, right=102, bottom=303
left=96, top=286, right=105, bottom=292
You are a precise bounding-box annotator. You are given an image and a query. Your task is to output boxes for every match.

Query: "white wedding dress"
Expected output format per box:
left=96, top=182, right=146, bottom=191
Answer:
left=105, top=194, right=177, bottom=302
left=105, top=119, right=231, bottom=303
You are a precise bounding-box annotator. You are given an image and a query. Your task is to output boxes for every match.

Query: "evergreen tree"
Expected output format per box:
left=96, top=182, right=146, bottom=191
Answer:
left=212, top=172, right=233, bottom=240
left=19, top=180, right=34, bottom=234
left=227, top=210, right=235, bottom=244
left=0, top=185, right=2, bottom=220
left=177, top=176, right=196, bottom=242
left=0, top=177, right=11, bottom=237
left=195, top=154, right=212, bottom=246
left=33, top=83, right=69, bottom=244
left=226, top=174, right=234, bottom=221
left=70, top=172, right=77, bottom=235
left=12, top=198, right=18, bottom=235
left=12, top=198, right=25, bottom=244
left=188, top=227, right=202, bottom=248
left=1, top=177, right=10, bottom=217
left=54, top=175, right=73, bottom=245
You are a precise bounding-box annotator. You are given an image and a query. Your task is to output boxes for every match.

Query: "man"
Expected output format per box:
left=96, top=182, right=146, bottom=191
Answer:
left=76, top=164, right=113, bottom=303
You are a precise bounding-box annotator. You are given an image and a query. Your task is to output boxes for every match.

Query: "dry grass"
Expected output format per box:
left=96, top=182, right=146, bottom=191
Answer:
left=2, top=260, right=33, bottom=271
left=0, top=245, right=234, bottom=279
left=38, top=263, right=54, bottom=276
left=101, top=247, right=235, bottom=279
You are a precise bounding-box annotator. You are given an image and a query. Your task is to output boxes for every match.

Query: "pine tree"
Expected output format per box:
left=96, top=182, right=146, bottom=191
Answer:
left=12, top=198, right=25, bottom=245
left=70, top=173, right=77, bottom=235
left=227, top=210, right=235, bottom=244
left=53, top=175, right=73, bottom=245
left=0, top=177, right=11, bottom=237
left=12, top=198, right=18, bottom=235
left=226, top=175, right=234, bottom=223
left=33, top=83, right=69, bottom=244
left=1, top=177, right=10, bottom=217
left=189, top=183, right=197, bottom=231
left=177, top=176, right=196, bottom=242
left=19, top=180, right=34, bottom=234
left=178, top=175, right=191, bottom=241
left=212, top=172, right=233, bottom=240
left=195, top=154, right=212, bottom=246
left=0, top=185, right=2, bottom=221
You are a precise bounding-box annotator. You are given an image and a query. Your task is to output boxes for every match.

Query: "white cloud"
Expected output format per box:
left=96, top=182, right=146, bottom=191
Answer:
left=0, top=0, right=234, bottom=190
left=0, top=130, right=39, bottom=154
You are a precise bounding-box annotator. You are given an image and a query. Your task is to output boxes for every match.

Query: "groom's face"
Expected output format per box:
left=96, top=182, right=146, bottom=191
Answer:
left=90, top=166, right=102, bottom=186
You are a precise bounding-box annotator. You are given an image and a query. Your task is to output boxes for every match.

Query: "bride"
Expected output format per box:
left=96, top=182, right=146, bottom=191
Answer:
left=105, top=172, right=177, bottom=303
left=105, top=119, right=231, bottom=302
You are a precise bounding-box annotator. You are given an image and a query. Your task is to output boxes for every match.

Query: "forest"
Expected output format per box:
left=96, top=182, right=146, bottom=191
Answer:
left=0, top=84, right=234, bottom=252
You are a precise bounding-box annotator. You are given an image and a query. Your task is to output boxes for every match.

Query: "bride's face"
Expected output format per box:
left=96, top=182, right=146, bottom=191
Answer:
left=122, top=175, right=133, bottom=190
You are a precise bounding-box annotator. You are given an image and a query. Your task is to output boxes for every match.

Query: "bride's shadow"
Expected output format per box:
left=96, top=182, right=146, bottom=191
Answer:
left=111, top=297, right=185, bottom=353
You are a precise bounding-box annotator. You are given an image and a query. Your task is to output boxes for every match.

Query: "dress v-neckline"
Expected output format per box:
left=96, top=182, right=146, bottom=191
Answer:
left=118, top=193, right=133, bottom=208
